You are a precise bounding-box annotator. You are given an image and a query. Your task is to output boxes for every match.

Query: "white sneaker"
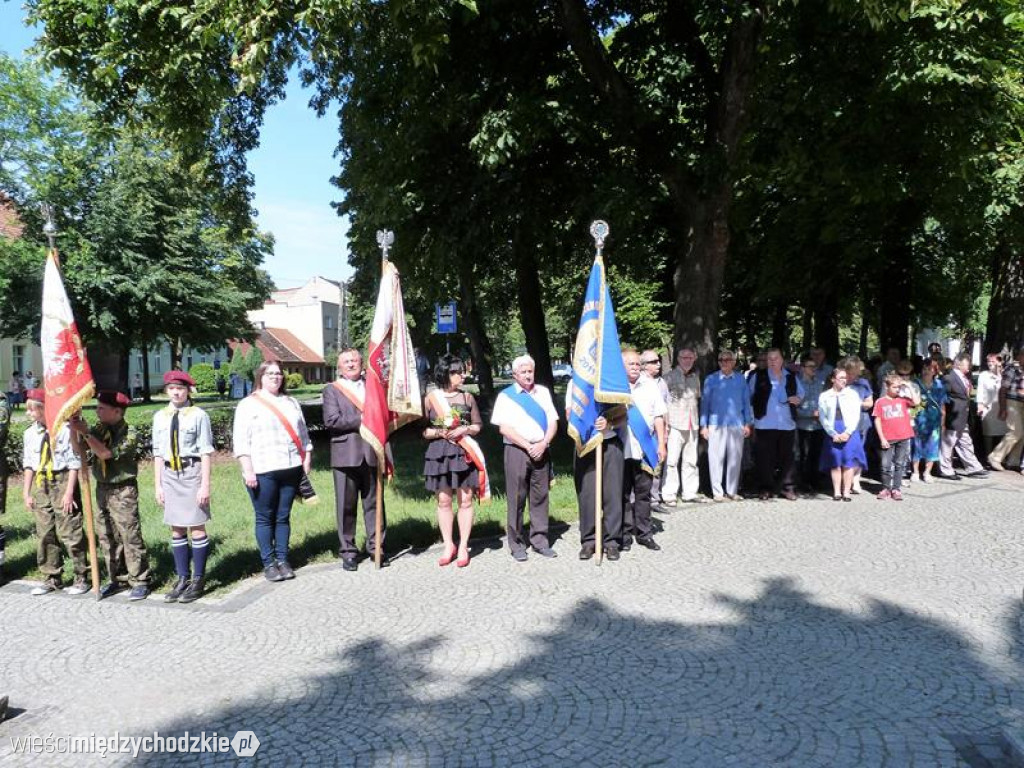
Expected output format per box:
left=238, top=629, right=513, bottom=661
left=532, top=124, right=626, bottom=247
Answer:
left=31, top=581, right=58, bottom=596
left=65, top=578, right=89, bottom=596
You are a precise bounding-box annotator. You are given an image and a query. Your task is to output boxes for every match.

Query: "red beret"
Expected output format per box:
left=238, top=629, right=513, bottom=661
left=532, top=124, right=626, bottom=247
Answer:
left=97, top=390, right=131, bottom=408
left=25, top=388, right=45, bottom=403
left=163, top=370, right=194, bottom=387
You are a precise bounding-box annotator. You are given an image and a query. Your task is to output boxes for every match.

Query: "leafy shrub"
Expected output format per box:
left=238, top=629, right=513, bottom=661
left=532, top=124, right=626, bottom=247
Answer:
left=189, top=363, right=217, bottom=393
left=286, top=372, right=305, bottom=390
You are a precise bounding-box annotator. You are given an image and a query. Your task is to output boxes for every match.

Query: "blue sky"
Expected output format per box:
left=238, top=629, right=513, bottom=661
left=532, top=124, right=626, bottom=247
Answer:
left=0, top=2, right=351, bottom=289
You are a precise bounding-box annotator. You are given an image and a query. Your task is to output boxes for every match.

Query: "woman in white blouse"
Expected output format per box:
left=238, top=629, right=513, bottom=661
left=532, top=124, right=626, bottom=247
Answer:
left=233, top=360, right=312, bottom=582
left=818, top=368, right=868, bottom=501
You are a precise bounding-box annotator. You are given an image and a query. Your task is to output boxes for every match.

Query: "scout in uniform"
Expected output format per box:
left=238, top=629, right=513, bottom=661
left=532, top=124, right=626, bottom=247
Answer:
left=152, top=371, right=214, bottom=603
left=70, top=391, right=150, bottom=600
left=0, top=389, right=9, bottom=582
left=22, top=388, right=89, bottom=595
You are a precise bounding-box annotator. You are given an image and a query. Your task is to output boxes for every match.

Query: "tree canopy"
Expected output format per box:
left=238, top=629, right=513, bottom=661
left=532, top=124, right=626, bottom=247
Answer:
left=17, top=0, right=1024, bottom=379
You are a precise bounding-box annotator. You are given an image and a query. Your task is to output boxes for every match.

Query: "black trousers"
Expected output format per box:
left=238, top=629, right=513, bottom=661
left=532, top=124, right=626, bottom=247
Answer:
left=755, top=429, right=797, bottom=493
left=574, top=436, right=624, bottom=547
left=332, top=463, right=384, bottom=557
left=796, top=430, right=824, bottom=489
left=622, top=459, right=654, bottom=540
left=504, top=444, right=551, bottom=552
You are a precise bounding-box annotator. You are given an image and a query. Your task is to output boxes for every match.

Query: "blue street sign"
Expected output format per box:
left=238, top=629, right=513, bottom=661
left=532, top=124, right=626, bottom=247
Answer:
left=436, top=302, right=457, bottom=334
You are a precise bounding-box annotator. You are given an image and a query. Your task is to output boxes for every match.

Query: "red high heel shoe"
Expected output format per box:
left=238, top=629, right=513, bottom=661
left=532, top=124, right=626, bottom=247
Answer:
left=456, top=551, right=471, bottom=568
left=438, top=545, right=457, bottom=567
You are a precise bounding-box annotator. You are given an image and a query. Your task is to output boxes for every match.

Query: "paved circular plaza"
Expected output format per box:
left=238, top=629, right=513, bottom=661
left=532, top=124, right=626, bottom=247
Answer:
left=1, top=474, right=1022, bottom=766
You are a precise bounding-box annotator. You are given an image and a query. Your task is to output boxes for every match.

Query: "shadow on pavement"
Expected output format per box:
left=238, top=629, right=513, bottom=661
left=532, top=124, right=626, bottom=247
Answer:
left=136, top=576, right=1024, bottom=767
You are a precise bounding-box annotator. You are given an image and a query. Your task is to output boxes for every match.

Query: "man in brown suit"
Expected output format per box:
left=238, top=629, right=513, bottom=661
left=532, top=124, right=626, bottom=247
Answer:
left=323, top=349, right=385, bottom=571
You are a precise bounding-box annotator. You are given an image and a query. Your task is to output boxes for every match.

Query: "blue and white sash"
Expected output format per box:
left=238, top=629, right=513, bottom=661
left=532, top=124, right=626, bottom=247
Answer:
left=501, top=385, right=548, bottom=435
left=627, top=404, right=660, bottom=475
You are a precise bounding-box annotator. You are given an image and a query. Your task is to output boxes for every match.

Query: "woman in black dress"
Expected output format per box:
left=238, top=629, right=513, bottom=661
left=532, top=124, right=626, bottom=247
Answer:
left=423, top=355, right=483, bottom=568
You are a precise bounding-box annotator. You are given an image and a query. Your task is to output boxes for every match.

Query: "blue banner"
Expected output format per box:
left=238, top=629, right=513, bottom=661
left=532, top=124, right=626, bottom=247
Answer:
left=567, top=256, right=631, bottom=456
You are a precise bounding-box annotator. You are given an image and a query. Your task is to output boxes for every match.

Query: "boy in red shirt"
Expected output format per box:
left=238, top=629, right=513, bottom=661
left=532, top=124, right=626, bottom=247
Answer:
left=873, top=373, right=921, bottom=500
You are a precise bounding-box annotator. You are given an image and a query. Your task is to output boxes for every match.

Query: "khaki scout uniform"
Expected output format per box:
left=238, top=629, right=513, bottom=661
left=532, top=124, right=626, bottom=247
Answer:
left=23, top=422, right=87, bottom=581
left=91, top=420, right=150, bottom=586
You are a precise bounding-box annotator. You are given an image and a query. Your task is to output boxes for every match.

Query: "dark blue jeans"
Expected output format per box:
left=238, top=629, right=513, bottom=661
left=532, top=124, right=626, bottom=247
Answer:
left=248, top=466, right=302, bottom=566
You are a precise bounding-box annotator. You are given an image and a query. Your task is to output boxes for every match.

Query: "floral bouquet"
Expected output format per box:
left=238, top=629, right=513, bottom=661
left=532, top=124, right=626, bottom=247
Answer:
left=432, top=410, right=462, bottom=430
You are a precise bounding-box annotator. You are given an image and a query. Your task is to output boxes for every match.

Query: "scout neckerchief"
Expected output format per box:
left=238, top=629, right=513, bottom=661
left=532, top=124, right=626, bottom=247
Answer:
left=625, top=382, right=660, bottom=476
left=332, top=379, right=364, bottom=411
left=164, top=404, right=189, bottom=472
left=36, top=427, right=54, bottom=487
left=427, top=389, right=491, bottom=501
left=500, top=384, right=548, bottom=436
left=98, top=424, right=112, bottom=479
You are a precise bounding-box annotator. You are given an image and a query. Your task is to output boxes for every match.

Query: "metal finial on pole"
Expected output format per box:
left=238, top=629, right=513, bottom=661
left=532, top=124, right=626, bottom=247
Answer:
left=376, top=229, right=394, bottom=271
left=589, top=220, right=609, bottom=258
left=41, top=203, right=58, bottom=250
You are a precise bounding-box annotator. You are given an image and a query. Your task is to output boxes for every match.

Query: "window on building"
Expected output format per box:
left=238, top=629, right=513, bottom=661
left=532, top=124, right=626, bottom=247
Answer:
left=155, top=352, right=163, bottom=373
left=12, top=345, right=24, bottom=374
left=325, top=315, right=334, bottom=329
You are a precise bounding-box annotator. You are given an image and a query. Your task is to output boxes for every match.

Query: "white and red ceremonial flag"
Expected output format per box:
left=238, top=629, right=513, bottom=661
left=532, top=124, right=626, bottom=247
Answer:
left=360, top=260, right=422, bottom=474
left=41, top=248, right=95, bottom=440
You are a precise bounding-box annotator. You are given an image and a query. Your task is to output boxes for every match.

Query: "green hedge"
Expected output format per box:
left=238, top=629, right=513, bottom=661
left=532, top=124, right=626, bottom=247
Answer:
left=2, top=401, right=326, bottom=473
left=189, top=362, right=217, bottom=393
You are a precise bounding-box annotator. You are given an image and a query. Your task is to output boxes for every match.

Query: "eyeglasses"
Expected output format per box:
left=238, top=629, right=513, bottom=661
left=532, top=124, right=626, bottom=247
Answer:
left=718, top=357, right=734, bottom=362
left=264, top=372, right=284, bottom=377
left=641, top=359, right=659, bottom=365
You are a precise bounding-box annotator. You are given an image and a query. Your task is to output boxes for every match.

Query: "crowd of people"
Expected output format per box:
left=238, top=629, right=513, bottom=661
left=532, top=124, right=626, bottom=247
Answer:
left=1, top=341, right=1021, bottom=600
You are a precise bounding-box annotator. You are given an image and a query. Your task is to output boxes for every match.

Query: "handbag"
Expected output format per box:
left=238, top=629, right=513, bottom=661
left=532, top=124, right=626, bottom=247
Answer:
left=249, top=394, right=319, bottom=505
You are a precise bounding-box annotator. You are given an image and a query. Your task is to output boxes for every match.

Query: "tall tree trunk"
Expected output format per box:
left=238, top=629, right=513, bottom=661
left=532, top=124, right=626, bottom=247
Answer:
left=858, top=292, right=870, bottom=360
left=878, top=202, right=918, bottom=356
left=140, top=341, right=152, bottom=403
left=458, top=262, right=495, bottom=399
left=512, top=257, right=552, bottom=391
left=771, top=300, right=788, bottom=352
left=168, top=337, right=182, bottom=371
left=674, top=191, right=732, bottom=369
left=813, top=286, right=840, bottom=361
left=514, top=240, right=554, bottom=389
left=801, top=306, right=813, bottom=352
left=986, top=241, right=1024, bottom=354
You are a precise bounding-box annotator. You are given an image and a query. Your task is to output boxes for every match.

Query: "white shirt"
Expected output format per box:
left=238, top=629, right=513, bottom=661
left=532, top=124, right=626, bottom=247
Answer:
left=490, top=383, right=558, bottom=444
left=336, top=377, right=366, bottom=399
left=23, top=422, right=81, bottom=471
left=232, top=391, right=312, bottom=474
left=152, top=404, right=215, bottom=459
left=623, top=377, right=666, bottom=460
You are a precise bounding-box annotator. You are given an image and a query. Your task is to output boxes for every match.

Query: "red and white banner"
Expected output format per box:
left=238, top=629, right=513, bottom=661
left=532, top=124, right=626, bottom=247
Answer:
left=41, top=249, right=94, bottom=441
left=360, top=261, right=422, bottom=474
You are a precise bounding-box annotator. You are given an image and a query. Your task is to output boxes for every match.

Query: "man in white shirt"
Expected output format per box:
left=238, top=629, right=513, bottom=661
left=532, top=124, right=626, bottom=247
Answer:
left=490, top=355, right=559, bottom=561
left=621, top=349, right=667, bottom=551
left=660, top=347, right=701, bottom=506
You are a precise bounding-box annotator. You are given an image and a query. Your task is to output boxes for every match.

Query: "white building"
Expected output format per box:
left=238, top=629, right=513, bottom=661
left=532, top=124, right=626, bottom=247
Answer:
left=247, top=276, right=349, bottom=361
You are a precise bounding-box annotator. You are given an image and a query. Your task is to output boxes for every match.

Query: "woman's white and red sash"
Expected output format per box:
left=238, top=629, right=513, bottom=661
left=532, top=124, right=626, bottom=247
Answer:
left=428, top=389, right=491, bottom=501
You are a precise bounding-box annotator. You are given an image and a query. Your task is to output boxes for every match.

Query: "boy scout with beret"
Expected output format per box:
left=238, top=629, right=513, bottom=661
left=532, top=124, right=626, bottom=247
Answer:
left=22, top=388, right=88, bottom=596
left=71, top=390, right=150, bottom=600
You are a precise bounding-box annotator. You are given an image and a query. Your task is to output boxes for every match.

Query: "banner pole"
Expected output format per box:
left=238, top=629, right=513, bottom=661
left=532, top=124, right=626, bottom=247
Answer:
left=595, top=440, right=603, bottom=565
left=73, top=431, right=101, bottom=597
left=375, top=464, right=383, bottom=569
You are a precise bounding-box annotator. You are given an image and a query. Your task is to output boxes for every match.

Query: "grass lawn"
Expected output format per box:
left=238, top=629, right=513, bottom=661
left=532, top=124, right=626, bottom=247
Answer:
left=1, top=413, right=584, bottom=595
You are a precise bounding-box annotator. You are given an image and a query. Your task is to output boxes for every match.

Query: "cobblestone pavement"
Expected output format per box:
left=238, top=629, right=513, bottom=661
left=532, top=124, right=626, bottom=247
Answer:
left=1, top=473, right=1023, bottom=767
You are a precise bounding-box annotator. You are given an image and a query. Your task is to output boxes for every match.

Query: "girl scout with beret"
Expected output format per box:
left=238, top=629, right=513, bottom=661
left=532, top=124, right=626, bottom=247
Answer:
left=152, top=370, right=214, bottom=603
